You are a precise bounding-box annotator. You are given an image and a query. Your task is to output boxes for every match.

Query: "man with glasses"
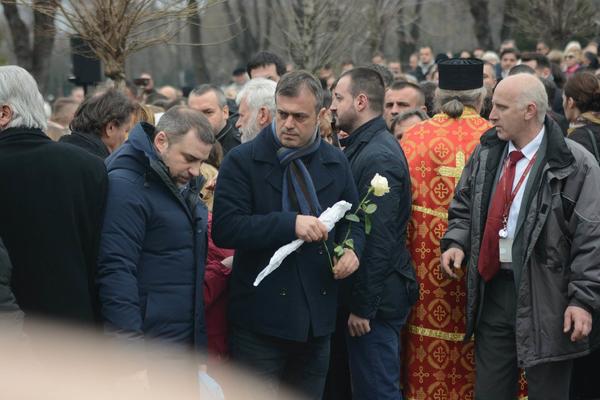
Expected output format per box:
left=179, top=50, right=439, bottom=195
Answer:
left=212, top=70, right=364, bottom=399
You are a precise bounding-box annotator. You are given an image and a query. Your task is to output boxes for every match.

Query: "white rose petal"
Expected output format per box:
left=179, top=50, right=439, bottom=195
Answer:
left=370, top=173, right=390, bottom=197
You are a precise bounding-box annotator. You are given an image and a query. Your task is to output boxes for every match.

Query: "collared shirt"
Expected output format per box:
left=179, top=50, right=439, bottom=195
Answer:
left=505, top=126, right=545, bottom=238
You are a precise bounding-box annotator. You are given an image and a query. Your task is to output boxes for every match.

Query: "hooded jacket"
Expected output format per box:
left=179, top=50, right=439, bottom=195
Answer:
left=97, top=122, right=208, bottom=349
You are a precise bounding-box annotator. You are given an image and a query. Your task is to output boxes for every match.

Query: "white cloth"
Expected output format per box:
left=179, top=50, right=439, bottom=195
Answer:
left=505, top=126, right=545, bottom=238
left=253, top=201, right=353, bottom=287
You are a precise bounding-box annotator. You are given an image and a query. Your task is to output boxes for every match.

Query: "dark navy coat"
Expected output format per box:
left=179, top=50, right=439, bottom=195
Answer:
left=97, top=123, right=208, bottom=349
left=340, top=117, right=418, bottom=320
left=212, top=127, right=364, bottom=342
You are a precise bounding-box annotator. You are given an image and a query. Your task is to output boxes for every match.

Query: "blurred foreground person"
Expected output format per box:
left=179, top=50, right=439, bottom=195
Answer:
left=0, top=66, right=107, bottom=324
left=97, top=106, right=214, bottom=350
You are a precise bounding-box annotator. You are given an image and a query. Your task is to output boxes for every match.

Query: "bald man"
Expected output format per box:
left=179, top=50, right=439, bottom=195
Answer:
left=441, top=74, right=600, bottom=400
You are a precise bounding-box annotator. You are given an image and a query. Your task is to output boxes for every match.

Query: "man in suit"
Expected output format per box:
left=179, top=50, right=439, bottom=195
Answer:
left=212, top=70, right=364, bottom=399
left=441, top=73, right=600, bottom=399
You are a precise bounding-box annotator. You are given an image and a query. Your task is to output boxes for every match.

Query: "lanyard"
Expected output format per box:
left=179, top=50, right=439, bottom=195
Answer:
left=501, top=153, right=537, bottom=225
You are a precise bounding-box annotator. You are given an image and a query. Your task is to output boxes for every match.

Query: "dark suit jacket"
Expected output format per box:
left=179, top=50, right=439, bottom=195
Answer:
left=212, top=126, right=364, bottom=341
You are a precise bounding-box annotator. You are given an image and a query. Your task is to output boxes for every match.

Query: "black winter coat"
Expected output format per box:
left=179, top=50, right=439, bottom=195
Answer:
left=0, top=128, right=107, bottom=323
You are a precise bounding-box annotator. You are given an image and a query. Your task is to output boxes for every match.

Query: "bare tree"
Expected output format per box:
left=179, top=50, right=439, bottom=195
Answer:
left=25, top=0, right=211, bottom=87
left=500, top=0, right=517, bottom=42
left=363, top=0, right=407, bottom=56
left=189, top=0, right=210, bottom=83
left=273, top=0, right=360, bottom=73
left=467, top=0, right=494, bottom=50
left=2, top=0, right=57, bottom=93
left=510, top=0, right=599, bottom=47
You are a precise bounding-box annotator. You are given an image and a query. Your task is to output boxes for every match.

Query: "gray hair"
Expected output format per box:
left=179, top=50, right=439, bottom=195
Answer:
left=0, top=66, right=47, bottom=131
left=155, top=106, right=215, bottom=145
left=435, top=87, right=486, bottom=119
left=276, top=70, right=323, bottom=114
left=514, top=74, right=548, bottom=124
left=189, top=84, right=227, bottom=109
left=390, top=109, right=428, bottom=132
left=236, top=78, right=277, bottom=116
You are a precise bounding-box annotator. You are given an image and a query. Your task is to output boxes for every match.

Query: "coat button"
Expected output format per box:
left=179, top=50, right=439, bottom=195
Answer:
left=321, top=289, right=327, bottom=295
left=318, top=247, right=324, bottom=255
left=280, top=288, right=287, bottom=296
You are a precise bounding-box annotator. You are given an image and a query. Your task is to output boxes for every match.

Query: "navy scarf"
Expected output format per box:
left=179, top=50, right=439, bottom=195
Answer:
left=271, top=120, right=322, bottom=216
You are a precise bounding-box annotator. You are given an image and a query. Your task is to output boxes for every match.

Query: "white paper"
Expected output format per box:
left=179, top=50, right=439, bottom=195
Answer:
left=253, top=200, right=353, bottom=287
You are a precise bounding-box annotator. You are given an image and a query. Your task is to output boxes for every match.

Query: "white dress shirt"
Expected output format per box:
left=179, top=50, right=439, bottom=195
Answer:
left=505, top=126, right=545, bottom=239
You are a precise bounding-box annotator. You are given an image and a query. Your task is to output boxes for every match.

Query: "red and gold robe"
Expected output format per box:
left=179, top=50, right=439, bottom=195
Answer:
left=400, top=108, right=527, bottom=400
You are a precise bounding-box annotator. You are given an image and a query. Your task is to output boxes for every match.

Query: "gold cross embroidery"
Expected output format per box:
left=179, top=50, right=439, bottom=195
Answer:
left=438, top=151, right=466, bottom=182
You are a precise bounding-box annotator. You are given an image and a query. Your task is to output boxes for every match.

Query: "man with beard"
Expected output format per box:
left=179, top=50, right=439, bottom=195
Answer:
left=97, top=106, right=214, bottom=350
left=330, top=67, right=417, bottom=399
left=235, top=78, right=277, bottom=143
left=188, top=84, right=241, bottom=155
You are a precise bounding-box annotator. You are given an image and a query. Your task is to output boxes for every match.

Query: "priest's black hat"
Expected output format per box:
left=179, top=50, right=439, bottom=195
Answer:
left=438, top=58, right=484, bottom=90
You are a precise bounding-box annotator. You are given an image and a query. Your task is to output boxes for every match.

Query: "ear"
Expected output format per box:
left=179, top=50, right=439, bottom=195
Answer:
left=566, top=96, right=575, bottom=111
left=317, top=107, right=327, bottom=122
left=104, top=121, right=117, bottom=138
left=524, top=103, right=538, bottom=121
left=0, top=105, right=13, bottom=128
left=355, top=93, right=369, bottom=112
left=222, top=104, right=229, bottom=119
left=153, top=130, right=169, bottom=154
left=257, top=107, right=269, bottom=125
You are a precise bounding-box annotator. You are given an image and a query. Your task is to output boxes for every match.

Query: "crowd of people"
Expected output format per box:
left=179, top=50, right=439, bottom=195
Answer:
left=1, top=37, right=600, bottom=400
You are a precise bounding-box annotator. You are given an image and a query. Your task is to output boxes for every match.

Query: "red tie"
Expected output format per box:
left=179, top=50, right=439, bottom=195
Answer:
left=478, top=150, right=525, bottom=281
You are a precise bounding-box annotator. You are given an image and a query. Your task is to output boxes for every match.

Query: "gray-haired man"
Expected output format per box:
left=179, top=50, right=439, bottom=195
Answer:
left=235, top=78, right=277, bottom=143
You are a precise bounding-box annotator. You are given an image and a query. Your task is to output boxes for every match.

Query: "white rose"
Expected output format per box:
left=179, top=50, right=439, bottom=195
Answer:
left=370, top=173, right=390, bottom=197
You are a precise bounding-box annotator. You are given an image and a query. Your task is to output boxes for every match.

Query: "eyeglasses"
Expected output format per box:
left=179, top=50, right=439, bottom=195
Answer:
left=565, top=55, right=576, bottom=59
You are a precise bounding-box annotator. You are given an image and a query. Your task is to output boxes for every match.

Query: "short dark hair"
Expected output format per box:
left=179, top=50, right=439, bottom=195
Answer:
left=275, top=70, right=323, bottom=114
left=155, top=106, right=215, bottom=145
left=500, top=48, right=520, bottom=59
left=70, top=88, right=135, bottom=137
left=247, top=51, right=287, bottom=78
left=388, top=80, right=426, bottom=107
left=189, top=84, right=227, bottom=109
left=521, top=52, right=550, bottom=70
left=508, top=64, right=536, bottom=76
left=340, top=67, right=385, bottom=113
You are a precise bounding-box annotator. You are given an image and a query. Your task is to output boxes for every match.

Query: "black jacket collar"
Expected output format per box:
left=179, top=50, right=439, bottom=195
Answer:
left=0, top=127, right=49, bottom=143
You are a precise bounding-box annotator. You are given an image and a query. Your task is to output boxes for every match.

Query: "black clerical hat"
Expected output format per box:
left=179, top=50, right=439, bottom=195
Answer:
left=438, top=58, right=483, bottom=90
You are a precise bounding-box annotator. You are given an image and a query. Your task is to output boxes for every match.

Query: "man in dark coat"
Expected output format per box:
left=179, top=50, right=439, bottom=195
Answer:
left=330, top=67, right=418, bottom=400
left=188, top=84, right=241, bottom=155
left=212, top=70, right=364, bottom=399
left=0, top=237, right=23, bottom=330
left=441, top=74, right=600, bottom=399
left=0, top=66, right=107, bottom=324
left=97, top=106, right=214, bottom=350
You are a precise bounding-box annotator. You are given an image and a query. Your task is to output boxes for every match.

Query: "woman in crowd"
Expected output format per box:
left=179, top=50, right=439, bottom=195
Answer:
left=562, top=70, right=600, bottom=400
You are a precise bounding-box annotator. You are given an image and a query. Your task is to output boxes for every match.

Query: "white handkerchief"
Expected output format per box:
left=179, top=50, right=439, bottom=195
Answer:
left=253, top=201, right=353, bottom=286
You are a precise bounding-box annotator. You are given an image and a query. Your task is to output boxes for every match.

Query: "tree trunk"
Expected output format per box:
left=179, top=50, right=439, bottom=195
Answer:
left=31, top=0, right=57, bottom=94
left=2, top=2, right=32, bottom=70
left=467, top=0, right=494, bottom=50
left=188, top=0, right=210, bottom=84
left=500, top=0, right=517, bottom=42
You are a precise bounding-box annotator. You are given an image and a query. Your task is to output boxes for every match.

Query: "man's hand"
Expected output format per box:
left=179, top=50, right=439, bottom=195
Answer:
left=563, top=305, right=592, bottom=342
left=295, top=215, right=328, bottom=242
left=332, top=250, right=359, bottom=280
left=440, top=247, right=465, bottom=279
left=348, top=313, right=370, bottom=337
